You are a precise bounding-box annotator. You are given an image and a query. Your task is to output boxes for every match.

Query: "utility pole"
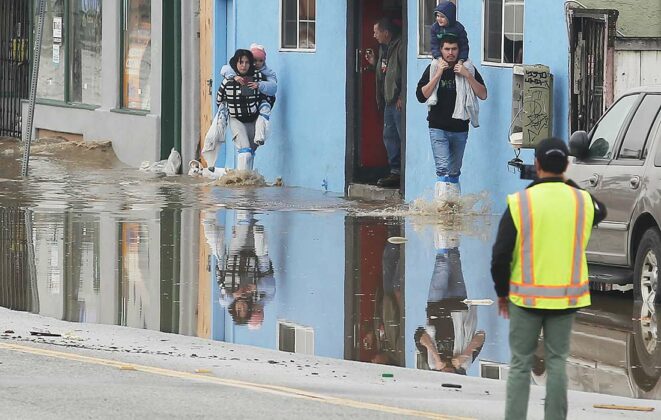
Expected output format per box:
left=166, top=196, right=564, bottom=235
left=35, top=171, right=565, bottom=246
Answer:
left=21, top=0, right=46, bottom=177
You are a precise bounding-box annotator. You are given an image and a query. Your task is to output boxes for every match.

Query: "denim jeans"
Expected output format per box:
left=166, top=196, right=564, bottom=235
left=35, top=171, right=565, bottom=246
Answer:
left=383, top=103, right=402, bottom=174
left=429, top=128, right=468, bottom=180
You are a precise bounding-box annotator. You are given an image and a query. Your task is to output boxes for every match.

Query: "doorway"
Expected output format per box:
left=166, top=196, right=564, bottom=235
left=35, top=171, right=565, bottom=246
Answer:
left=346, top=0, right=407, bottom=195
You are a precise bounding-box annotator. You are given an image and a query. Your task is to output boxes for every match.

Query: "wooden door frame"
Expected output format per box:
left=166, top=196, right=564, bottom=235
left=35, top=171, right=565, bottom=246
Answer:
left=345, top=1, right=407, bottom=196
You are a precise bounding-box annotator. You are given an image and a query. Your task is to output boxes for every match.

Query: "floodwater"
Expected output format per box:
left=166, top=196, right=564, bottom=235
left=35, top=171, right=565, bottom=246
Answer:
left=1, top=137, right=660, bottom=401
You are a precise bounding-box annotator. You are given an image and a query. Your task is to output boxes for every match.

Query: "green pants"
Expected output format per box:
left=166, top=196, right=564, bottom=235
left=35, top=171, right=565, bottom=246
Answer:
left=506, top=302, right=575, bottom=420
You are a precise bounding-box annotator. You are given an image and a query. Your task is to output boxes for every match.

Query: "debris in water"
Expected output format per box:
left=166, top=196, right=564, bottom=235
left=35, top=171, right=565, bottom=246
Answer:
left=387, top=236, right=407, bottom=244
left=593, top=404, right=654, bottom=412
left=29, top=331, right=62, bottom=337
left=272, top=177, right=284, bottom=187
left=462, top=299, right=494, bottom=306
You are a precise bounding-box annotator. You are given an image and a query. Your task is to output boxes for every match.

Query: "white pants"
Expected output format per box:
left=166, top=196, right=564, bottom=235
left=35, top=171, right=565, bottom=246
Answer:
left=229, top=118, right=257, bottom=170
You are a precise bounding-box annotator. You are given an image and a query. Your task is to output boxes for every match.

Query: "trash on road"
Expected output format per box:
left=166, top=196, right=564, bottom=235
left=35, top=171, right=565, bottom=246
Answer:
left=381, top=373, right=394, bottom=378
left=195, top=369, right=212, bottom=374
left=441, top=383, right=462, bottom=389
left=461, top=299, right=494, bottom=306
left=3, top=330, right=15, bottom=334
left=29, top=331, right=62, bottom=337
left=387, top=237, right=407, bottom=244
left=593, top=404, right=654, bottom=412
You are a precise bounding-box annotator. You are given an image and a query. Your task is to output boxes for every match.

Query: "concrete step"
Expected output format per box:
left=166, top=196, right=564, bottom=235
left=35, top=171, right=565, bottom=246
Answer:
left=347, top=183, right=402, bottom=202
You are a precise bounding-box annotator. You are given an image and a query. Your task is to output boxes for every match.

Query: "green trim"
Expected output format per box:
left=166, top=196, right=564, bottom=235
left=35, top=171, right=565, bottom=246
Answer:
left=35, top=98, right=100, bottom=110
left=63, top=0, right=70, bottom=102
left=110, top=107, right=149, bottom=116
left=160, top=0, right=182, bottom=159
left=119, top=0, right=126, bottom=109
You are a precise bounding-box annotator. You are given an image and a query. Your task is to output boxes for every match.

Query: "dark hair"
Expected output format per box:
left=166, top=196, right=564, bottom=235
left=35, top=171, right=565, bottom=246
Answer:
left=375, top=17, right=400, bottom=37
left=440, top=35, right=459, bottom=48
left=229, top=49, right=255, bottom=76
left=535, top=137, right=570, bottom=174
left=228, top=297, right=253, bottom=325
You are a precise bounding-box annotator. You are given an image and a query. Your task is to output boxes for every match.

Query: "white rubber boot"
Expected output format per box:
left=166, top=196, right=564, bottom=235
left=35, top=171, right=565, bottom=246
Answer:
left=447, top=181, right=461, bottom=202
left=237, top=152, right=254, bottom=171
left=434, top=181, right=450, bottom=201
left=434, top=227, right=459, bottom=250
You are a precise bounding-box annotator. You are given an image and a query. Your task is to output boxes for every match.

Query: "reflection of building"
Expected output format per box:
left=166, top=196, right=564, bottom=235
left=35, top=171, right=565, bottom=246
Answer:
left=22, top=1, right=200, bottom=169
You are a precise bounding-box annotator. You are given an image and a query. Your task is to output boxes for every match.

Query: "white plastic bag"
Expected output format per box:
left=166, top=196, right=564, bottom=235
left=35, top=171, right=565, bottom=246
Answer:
left=202, top=104, right=228, bottom=167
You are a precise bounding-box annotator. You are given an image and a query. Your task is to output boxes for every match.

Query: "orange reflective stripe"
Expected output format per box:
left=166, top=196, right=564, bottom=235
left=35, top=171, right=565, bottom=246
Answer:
left=570, top=188, right=587, bottom=285
left=518, top=190, right=535, bottom=285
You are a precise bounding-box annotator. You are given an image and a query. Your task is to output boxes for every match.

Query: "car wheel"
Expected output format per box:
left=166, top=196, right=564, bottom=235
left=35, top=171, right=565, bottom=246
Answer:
left=633, top=228, right=661, bottom=305
left=630, top=302, right=661, bottom=393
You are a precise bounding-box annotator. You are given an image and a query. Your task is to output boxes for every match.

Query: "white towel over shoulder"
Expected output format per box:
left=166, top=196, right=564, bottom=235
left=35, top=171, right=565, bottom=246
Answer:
left=453, top=60, right=479, bottom=128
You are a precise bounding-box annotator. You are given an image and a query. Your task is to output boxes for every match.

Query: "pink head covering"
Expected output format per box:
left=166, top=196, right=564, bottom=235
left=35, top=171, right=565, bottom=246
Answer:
left=249, top=43, right=267, bottom=61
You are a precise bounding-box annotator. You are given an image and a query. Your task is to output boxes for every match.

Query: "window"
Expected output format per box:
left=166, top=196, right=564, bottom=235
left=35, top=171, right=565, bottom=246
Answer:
left=418, top=0, right=458, bottom=55
left=618, top=94, right=661, bottom=160
left=587, top=94, right=638, bottom=160
left=483, top=0, right=523, bottom=65
left=281, top=0, right=316, bottom=50
left=122, top=0, right=152, bottom=110
left=35, top=0, right=102, bottom=105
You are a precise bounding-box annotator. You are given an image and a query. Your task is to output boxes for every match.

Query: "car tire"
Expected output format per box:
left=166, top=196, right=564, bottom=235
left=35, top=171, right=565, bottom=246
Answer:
left=630, top=302, right=661, bottom=392
left=633, top=227, right=661, bottom=305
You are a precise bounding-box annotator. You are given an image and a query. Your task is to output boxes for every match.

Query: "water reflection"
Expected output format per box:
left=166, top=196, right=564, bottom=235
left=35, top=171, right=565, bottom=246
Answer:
left=204, top=210, right=275, bottom=329
left=1, top=188, right=661, bottom=400
left=414, top=232, right=485, bottom=374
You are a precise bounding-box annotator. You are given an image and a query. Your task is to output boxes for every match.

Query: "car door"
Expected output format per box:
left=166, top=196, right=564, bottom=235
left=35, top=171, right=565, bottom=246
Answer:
left=567, top=94, right=639, bottom=263
left=594, top=94, right=661, bottom=265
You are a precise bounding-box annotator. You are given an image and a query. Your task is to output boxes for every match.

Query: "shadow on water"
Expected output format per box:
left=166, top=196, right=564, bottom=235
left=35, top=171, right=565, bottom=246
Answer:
left=1, top=138, right=661, bottom=400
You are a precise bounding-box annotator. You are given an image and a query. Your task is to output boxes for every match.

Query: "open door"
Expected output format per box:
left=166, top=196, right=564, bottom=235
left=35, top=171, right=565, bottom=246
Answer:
left=346, top=0, right=407, bottom=195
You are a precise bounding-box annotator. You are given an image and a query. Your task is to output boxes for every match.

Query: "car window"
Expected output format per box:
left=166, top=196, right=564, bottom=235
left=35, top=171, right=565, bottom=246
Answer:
left=618, top=94, right=661, bottom=160
left=587, top=94, right=638, bottom=159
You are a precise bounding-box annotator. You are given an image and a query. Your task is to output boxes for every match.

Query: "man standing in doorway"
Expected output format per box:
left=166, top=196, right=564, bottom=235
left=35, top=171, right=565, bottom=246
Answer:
left=365, top=18, right=404, bottom=188
left=490, top=137, right=607, bottom=419
left=416, top=36, right=487, bottom=201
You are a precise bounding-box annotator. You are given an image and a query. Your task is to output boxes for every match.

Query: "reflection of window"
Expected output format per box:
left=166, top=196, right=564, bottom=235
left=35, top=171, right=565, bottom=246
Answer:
left=480, top=360, right=509, bottom=380
left=418, top=0, right=458, bottom=55
left=483, top=0, right=524, bottom=65
left=122, top=0, right=152, bottom=110
left=35, top=0, right=102, bottom=104
left=617, top=95, right=661, bottom=160
left=277, top=321, right=314, bottom=354
left=280, top=0, right=316, bottom=50
left=587, top=94, right=638, bottom=160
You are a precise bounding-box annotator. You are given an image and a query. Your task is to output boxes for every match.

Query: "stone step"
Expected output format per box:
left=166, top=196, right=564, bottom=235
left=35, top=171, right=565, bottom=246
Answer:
left=347, top=183, right=402, bottom=202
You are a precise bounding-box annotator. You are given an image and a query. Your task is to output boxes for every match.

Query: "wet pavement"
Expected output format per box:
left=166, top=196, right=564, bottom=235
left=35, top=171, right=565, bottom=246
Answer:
left=1, top=137, right=660, bottom=402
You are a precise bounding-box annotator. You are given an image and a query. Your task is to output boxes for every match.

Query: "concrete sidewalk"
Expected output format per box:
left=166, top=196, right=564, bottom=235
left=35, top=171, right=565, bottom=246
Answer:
left=1, top=307, right=658, bottom=419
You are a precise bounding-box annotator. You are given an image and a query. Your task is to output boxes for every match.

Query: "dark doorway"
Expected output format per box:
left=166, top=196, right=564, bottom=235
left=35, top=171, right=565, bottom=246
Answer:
left=346, top=0, right=406, bottom=194
left=569, top=9, right=618, bottom=133
left=0, top=0, right=31, bottom=138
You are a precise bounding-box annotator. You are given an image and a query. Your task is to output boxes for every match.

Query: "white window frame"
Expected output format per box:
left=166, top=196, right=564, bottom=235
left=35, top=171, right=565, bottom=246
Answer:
left=279, top=0, right=317, bottom=53
left=418, top=0, right=460, bottom=58
left=481, top=0, right=525, bottom=67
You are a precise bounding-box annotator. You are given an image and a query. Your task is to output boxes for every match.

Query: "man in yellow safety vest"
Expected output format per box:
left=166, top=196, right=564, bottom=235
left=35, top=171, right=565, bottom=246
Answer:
left=491, top=137, right=607, bottom=419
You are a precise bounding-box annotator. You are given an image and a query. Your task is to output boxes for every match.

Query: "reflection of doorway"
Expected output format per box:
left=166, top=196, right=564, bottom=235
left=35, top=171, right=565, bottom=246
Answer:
left=344, top=217, right=405, bottom=366
left=346, top=0, right=407, bottom=194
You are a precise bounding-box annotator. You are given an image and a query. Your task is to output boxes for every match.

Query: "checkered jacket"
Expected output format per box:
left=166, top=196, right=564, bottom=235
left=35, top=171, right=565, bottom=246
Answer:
left=216, top=71, right=273, bottom=123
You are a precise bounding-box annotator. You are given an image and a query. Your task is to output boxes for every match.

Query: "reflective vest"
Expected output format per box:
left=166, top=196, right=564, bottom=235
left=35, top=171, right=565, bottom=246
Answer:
left=507, top=182, right=594, bottom=310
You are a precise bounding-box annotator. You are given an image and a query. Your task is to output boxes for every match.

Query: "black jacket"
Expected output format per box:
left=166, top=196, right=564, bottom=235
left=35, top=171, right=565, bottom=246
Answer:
left=490, top=177, right=607, bottom=299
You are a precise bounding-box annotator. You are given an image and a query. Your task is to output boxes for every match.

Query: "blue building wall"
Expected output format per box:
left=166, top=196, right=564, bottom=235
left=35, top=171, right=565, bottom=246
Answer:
left=213, top=1, right=570, bottom=208
left=213, top=0, right=348, bottom=193
left=404, top=0, right=570, bottom=210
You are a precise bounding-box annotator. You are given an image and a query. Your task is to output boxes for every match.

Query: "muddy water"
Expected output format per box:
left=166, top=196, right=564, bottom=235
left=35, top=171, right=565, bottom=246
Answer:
left=1, top=137, right=660, bottom=400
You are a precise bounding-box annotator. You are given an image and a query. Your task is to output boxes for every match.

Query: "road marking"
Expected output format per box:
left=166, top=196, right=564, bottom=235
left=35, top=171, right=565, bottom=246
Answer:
left=0, top=341, right=472, bottom=420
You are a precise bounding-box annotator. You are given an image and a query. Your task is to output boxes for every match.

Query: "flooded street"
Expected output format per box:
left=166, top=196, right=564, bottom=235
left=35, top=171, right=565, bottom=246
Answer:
left=1, top=137, right=660, bottom=403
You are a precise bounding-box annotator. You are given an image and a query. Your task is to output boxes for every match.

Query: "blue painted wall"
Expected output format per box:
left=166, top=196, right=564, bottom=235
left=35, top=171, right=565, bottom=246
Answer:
left=213, top=1, right=570, bottom=206
left=214, top=0, right=348, bottom=193
left=404, top=0, right=570, bottom=210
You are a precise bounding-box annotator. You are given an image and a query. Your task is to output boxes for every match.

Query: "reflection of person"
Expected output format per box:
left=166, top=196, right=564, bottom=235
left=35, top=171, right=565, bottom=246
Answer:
left=215, top=49, right=275, bottom=172
left=490, top=137, right=607, bottom=420
left=367, top=226, right=405, bottom=366
left=427, top=1, right=470, bottom=107
left=416, top=36, right=487, bottom=202
left=203, top=210, right=275, bottom=329
left=365, top=18, right=404, bottom=189
left=414, top=232, right=485, bottom=374
left=220, top=44, right=277, bottom=146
